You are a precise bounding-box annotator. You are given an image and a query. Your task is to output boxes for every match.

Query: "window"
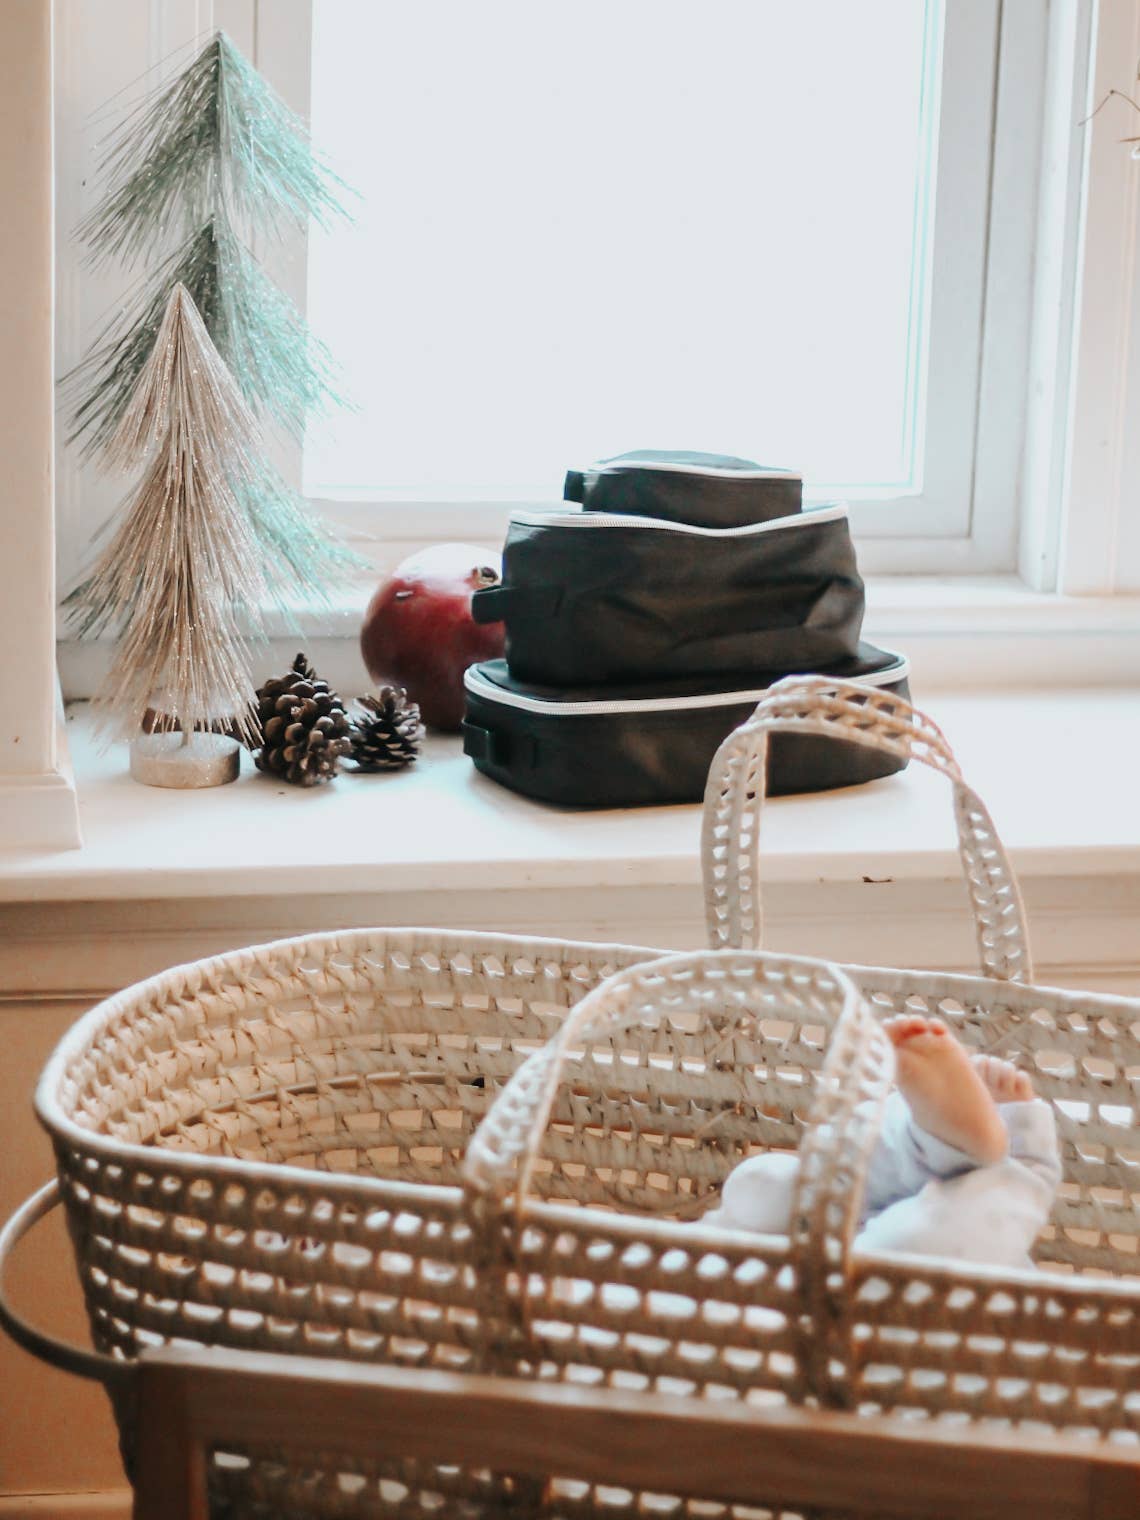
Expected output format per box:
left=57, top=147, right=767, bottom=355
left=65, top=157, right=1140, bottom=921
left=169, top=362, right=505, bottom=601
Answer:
left=294, top=0, right=1042, bottom=573
left=51, top=0, right=1137, bottom=623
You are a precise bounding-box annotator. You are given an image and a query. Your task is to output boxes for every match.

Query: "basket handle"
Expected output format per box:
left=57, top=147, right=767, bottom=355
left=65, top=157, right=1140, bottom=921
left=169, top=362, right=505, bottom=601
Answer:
left=463, top=949, right=887, bottom=1210
left=462, top=948, right=894, bottom=1399
left=0, top=1179, right=130, bottom=1389
left=702, top=675, right=1032, bottom=983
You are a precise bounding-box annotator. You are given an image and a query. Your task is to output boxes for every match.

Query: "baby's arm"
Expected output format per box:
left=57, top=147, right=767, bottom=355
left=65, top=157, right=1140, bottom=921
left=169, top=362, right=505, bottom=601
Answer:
left=998, top=1096, right=1063, bottom=1190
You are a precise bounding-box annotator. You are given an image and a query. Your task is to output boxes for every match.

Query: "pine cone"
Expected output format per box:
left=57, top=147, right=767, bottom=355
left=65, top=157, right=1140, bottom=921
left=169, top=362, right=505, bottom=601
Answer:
left=254, top=653, right=352, bottom=787
left=349, top=687, right=425, bottom=771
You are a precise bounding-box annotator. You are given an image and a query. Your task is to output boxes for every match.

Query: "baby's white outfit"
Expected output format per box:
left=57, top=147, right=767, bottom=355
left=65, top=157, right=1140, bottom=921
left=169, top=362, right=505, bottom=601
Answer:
left=704, top=1092, right=1061, bottom=1268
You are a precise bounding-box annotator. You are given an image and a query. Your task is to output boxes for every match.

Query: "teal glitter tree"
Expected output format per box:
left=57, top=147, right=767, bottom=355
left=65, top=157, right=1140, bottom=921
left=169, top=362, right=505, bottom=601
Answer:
left=65, top=32, right=358, bottom=602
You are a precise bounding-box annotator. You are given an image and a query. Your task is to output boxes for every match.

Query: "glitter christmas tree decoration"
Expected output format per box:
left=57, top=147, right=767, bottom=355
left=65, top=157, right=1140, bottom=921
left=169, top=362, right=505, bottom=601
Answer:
left=67, top=216, right=343, bottom=455
left=69, top=284, right=268, bottom=785
left=78, top=32, right=350, bottom=267
left=65, top=30, right=359, bottom=606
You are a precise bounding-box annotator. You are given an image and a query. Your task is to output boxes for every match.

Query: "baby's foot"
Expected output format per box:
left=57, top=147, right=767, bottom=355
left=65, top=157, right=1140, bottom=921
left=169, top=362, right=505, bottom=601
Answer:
left=971, top=1053, right=1035, bottom=1105
left=883, top=1015, right=1008, bottom=1165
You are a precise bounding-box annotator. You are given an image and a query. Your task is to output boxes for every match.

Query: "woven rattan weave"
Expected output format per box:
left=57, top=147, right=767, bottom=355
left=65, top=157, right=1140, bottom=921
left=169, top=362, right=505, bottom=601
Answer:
left=3, top=678, right=1138, bottom=1520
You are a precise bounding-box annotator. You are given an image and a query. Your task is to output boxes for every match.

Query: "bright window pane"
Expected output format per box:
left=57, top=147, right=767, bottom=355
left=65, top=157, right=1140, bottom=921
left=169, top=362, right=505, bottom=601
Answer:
left=304, top=0, right=941, bottom=500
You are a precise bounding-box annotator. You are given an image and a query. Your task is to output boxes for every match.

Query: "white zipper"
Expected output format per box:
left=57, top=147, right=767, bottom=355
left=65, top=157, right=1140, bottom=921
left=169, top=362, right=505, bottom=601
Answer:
left=585, top=460, right=802, bottom=481
left=510, top=503, right=846, bottom=538
left=464, top=653, right=910, bottom=717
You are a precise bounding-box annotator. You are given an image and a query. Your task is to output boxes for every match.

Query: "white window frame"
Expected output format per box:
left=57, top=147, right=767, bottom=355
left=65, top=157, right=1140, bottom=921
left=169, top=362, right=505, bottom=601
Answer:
left=1050, top=0, right=1140, bottom=595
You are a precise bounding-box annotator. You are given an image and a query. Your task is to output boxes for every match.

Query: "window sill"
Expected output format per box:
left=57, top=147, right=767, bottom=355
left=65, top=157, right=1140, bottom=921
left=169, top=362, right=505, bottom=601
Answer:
left=30, top=679, right=1140, bottom=887
left=1, top=687, right=1139, bottom=998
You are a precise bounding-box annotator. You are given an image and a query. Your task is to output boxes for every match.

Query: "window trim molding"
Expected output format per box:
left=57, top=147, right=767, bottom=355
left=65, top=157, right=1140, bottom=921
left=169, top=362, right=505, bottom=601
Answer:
left=1051, top=0, right=1140, bottom=595
left=0, top=0, right=80, bottom=851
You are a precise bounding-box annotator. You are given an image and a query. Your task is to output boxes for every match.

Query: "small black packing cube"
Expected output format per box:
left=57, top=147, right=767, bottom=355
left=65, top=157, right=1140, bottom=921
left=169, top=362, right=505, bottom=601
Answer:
left=471, top=503, right=863, bottom=685
left=564, top=450, right=803, bottom=527
left=462, top=645, right=910, bottom=808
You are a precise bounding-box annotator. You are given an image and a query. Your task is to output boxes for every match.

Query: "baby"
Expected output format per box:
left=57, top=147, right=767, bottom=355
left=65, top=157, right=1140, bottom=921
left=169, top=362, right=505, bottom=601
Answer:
left=704, top=1015, right=1062, bottom=1269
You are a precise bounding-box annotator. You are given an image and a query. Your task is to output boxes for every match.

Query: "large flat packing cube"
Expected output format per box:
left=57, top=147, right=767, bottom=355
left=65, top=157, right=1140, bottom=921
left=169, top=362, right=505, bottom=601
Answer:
left=462, top=646, right=911, bottom=808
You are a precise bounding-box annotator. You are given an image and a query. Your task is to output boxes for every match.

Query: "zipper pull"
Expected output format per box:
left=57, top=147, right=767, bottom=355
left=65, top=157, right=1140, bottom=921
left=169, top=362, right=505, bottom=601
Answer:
left=563, top=468, right=601, bottom=503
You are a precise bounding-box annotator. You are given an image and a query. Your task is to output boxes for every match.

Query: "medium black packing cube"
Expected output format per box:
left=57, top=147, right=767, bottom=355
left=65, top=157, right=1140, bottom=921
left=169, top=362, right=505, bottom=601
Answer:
left=471, top=503, right=863, bottom=685
left=462, top=645, right=910, bottom=808
left=564, top=450, right=802, bottom=527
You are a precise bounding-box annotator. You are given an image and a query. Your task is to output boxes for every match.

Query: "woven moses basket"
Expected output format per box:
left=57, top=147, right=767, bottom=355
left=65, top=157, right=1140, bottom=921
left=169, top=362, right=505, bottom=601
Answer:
left=2, top=679, right=1138, bottom=1520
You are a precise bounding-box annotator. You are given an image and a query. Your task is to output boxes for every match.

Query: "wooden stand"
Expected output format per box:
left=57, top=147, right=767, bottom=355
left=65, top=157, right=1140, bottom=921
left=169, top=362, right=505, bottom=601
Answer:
left=131, top=1345, right=1140, bottom=1520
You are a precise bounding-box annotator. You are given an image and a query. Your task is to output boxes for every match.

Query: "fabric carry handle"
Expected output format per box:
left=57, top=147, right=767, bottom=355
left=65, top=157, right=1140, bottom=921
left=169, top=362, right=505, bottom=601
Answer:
left=563, top=468, right=589, bottom=502
left=471, top=585, right=509, bottom=624
left=700, top=675, right=1031, bottom=982
left=471, top=585, right=563, bottom=624
left=461, top=720, right=537, bottom=768
left=0, top=1179, right=129, bottom=1388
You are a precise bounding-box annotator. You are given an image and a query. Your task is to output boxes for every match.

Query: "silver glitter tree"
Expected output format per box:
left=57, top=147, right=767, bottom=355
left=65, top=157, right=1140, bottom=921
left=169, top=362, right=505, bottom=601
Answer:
left=65, top=31, right=357, bottom=602
left=67, top=216, right=342, bottom=454
left=71, top=284, right=266, bottom=762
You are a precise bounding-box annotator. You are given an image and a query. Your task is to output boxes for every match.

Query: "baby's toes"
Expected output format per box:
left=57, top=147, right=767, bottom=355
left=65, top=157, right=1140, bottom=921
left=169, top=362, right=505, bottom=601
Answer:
left=995, top=1060, right=1029, bottom=1100
left=993, top=1065, right=1018, bottom=1100
left=972, top=1054, right=1011, bottom=1097
left=976, top=1056, right=1032, bottom=1102
left=1010, top=1069, right=1035, bottom=1102
left=883, top=1014, right=931, bottom=1045
left=884, top=1014, right=947, bottom=1048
